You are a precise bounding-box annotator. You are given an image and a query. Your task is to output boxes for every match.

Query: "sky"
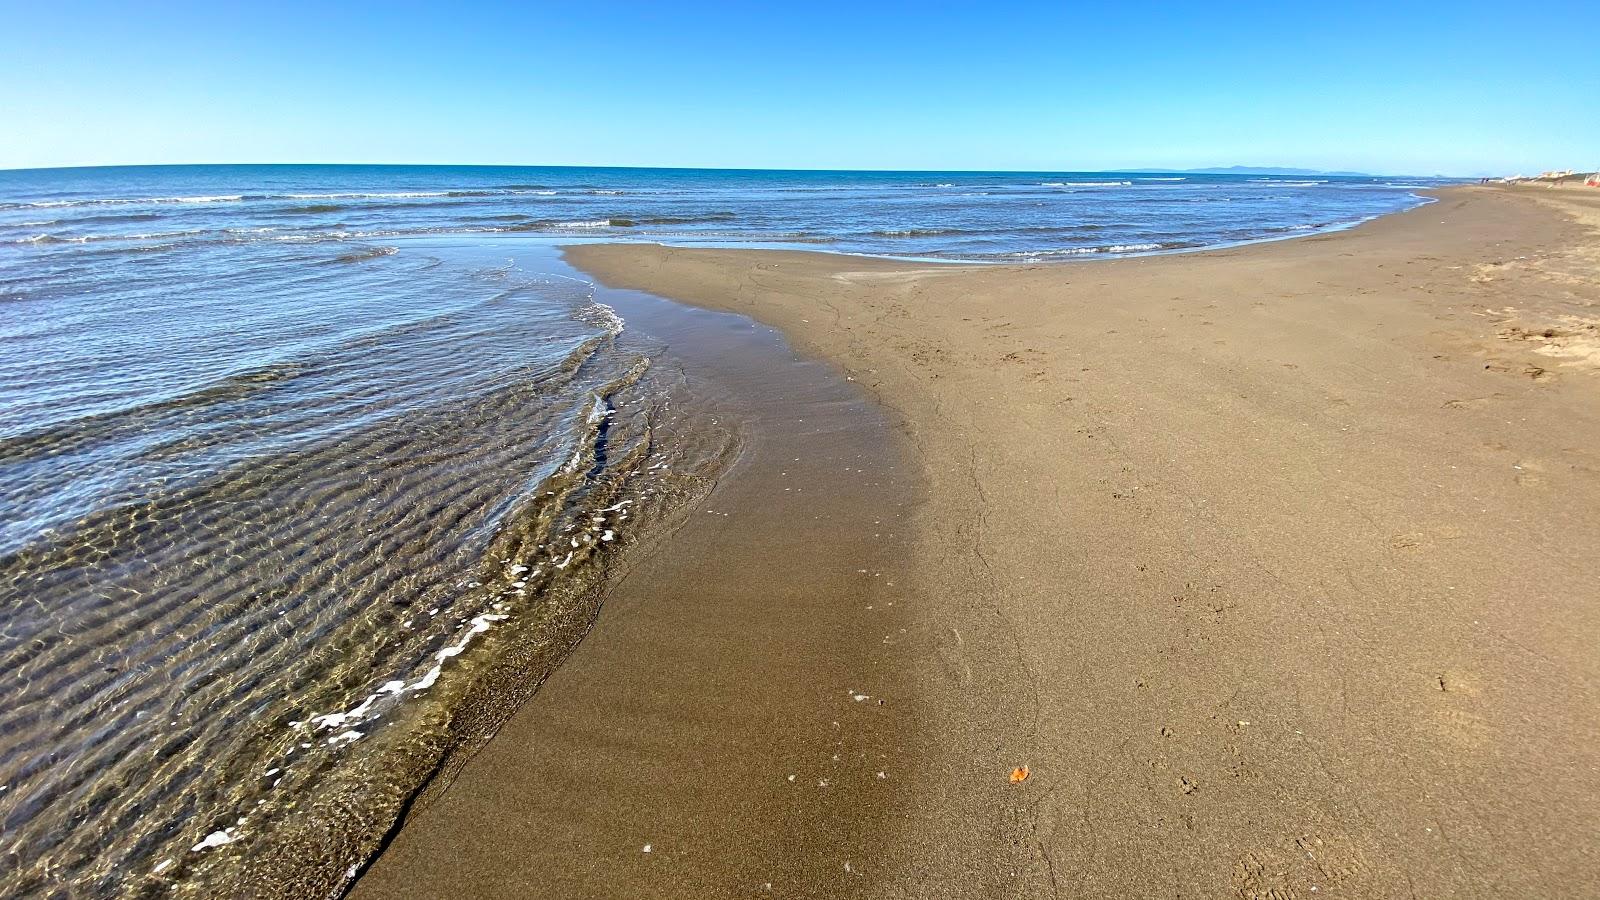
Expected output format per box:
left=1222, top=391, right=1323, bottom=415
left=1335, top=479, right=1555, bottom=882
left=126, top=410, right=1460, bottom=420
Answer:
left=1, top=1, right=1595, bottom=175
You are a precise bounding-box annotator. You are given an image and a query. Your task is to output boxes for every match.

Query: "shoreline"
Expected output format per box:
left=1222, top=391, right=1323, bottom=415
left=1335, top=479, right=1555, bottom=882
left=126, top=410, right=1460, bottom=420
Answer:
left=670, top=193, right=1442, bottom=266
left=359, top=186, right=1600, bottom=897
left=441, top=188, right=1442, bottom=269
left=353, top=255, right=934, bottom=897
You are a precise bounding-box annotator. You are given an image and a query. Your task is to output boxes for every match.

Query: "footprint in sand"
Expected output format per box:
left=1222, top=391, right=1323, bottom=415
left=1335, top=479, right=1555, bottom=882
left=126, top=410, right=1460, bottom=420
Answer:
left=1441, top=394, right=1505, bottom=409
left=1429, top=670, right=1489, bottom=750
left=1389, top=533, right=1425, bottom=551
left=1512, top=459, right=1545, bottom=486
left=1388, top=525, right=1463, bottom=552
left=1482, top=359, right=1553, bottom=381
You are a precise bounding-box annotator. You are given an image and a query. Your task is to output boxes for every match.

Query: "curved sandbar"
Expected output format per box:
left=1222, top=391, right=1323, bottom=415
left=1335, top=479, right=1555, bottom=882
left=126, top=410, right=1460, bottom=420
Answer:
left=361, top=187, right=1600, bottom=898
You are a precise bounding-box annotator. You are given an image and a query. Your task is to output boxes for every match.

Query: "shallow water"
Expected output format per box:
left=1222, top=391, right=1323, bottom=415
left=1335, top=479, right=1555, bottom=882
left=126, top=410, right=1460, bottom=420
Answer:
left=0, top=227, right=735, bottom=896
left=0, top=164, right=1443, bottom=895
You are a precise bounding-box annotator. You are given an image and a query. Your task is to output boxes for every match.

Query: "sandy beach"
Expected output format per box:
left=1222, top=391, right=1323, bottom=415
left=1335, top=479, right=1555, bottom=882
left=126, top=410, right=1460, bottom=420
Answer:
left=356, top=186, right=1600, bottom=898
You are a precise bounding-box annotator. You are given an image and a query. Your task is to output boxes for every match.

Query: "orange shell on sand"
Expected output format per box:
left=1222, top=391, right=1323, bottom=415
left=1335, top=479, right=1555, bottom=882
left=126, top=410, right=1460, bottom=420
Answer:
left=1009, top=766, right=1030, bottom=784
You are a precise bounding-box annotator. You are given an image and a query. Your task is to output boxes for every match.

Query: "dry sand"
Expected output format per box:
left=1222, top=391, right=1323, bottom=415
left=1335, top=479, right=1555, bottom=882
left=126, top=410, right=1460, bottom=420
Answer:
left=358, top=187, right=1600, bottom=898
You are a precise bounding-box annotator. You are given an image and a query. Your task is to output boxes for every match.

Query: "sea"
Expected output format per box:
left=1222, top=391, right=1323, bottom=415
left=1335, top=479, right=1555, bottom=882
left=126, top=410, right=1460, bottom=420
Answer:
left=0, top=164, right=1448, bottom=896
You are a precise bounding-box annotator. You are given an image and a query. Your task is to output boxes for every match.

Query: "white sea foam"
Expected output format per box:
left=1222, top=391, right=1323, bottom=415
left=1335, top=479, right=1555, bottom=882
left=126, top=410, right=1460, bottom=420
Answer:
left=119, top=229, right=205, bottom=241
left=296, top=611, right=510, bottom=759
left=3, top=189, right=560, bottom=211
left=1042, top=180, right=1132, bottom=187
left=575, top=300, right=626, bottom=335
left=17, top=194, right=249, bottom=208
left=1001, top=242, right=1165, bottom=258
left=281, top=191, right=454, bottom=200
left=10, top=228, right=203, bottom=245
left=1079, top=242, right=1162, bottom=253
left=308, top=692, right=381, bottom=730
left=192, top=829, right=237, bottom=852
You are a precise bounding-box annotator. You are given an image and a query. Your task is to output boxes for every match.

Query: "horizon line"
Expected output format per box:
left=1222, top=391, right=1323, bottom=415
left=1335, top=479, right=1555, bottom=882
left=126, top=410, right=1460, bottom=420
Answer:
left=0, top=161, right=1476, bottom=179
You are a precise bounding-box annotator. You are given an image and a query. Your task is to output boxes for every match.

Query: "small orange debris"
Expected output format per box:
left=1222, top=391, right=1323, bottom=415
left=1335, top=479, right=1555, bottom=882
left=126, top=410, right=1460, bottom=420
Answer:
left=1009, top=766, right=1030, bottom=784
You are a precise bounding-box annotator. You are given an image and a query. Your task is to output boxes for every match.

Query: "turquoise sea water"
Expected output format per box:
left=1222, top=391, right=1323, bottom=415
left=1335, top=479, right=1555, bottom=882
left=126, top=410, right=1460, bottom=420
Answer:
left=0, top=164, right=1446, bottom=262
left=0, top=165, right=1447, bottom=896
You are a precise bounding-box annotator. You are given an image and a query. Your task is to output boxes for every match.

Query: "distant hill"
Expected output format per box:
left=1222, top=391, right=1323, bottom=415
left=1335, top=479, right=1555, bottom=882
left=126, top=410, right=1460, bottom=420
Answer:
left=1123, top=166, right=1374, bottom=177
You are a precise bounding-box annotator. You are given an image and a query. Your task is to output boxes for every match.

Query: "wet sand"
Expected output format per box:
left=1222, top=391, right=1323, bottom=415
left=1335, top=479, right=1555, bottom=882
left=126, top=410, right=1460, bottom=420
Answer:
left=354, top=273, right=929, bottom=897
left=358, top=187, right=1600, bottom=898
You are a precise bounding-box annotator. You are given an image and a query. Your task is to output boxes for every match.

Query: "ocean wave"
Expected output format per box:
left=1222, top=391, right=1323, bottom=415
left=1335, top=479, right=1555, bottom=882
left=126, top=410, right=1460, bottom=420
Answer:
left=870, top=228, right=964, bottom=237
left=437, top=189, right=555, bottom=197
left=607, top=213, right=737, bottom=227
left=999, top=241, right=1190, bottom=258
left=1137, top=177, right=1187, bottom=182
left=0, top=194, right=246, bottom=210
left=502, top=213, right=739, bottom=231
left=765, top=234, right=840, bottom=244
left=333, top=245, right=400, bottom=263
left=574, top=300, right=626, bottom=336
left=0, top=188, right=568, bottom=212
left=260, top=233, right=330, bottom=244
left=53, top=212, right=163, bottom=226
left=872, top=224, right=1110, bottom=239
left=286, top=191, right=447, bottom=200
left=9, top=229, right=206, bottom=245
left=1041, top=180, right=1132, bottom=187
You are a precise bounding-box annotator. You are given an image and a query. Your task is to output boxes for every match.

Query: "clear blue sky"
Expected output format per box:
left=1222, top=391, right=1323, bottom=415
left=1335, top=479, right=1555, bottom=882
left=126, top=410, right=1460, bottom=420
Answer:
left=2, top=1, right=1594, bottom=175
